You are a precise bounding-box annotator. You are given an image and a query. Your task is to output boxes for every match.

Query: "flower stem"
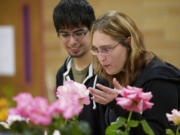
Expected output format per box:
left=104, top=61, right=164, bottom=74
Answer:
left=125, top=111, right=133, bottom=132
left=176, top=126, right=180, bottom=135
left=65, top=119, right=68, bottom=126
left=127, top=111, right=133, bottom=123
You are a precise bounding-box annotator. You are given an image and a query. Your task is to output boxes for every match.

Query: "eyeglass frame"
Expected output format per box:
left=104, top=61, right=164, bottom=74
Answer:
left=90, top=42, right=120, bottom=57
left=59, top=29, right=89, bottom=41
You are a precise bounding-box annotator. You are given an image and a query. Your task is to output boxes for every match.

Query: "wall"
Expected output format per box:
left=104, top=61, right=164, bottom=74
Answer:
left=0, top=0, right=45, bottom=97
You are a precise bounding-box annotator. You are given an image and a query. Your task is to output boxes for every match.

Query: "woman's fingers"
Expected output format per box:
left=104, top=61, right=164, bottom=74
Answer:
left=89, top=87, right=108, bottom=104
left=89, top=85, right=119, bottom=105
left=89, top=87, right=107, bottom=99
left=96, top=83, right=118, bottom=94
left=91, top=94, right=106, bottom=104
left=113, top=78, right=123, bottom=90
left=88, top=80, right=122, bottom=105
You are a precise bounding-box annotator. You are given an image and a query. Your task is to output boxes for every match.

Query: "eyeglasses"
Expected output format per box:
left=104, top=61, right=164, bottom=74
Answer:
left=91, top=42, right=119, bottom=56
left=59, top=29, right=89, bottom=41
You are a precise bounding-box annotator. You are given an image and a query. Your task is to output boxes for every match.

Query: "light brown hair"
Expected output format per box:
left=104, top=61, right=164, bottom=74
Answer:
left=91, top=11, right=154, bottom=86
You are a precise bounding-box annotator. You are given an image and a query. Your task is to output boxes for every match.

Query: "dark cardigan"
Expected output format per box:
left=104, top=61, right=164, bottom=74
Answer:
left=105, top=57, right=180, bottom=135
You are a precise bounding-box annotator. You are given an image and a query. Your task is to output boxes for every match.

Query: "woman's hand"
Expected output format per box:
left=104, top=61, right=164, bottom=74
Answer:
left=88, top=78, right=123, bottom=105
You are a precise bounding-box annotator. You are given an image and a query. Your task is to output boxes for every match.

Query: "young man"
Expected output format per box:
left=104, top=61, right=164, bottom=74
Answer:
left=53, top=0, right=107, bottom=135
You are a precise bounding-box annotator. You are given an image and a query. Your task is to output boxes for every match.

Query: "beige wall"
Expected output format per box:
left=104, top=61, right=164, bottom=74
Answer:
left=43, top=0, right=180, bottom=101
left=0, top=0, right=45, bottom=98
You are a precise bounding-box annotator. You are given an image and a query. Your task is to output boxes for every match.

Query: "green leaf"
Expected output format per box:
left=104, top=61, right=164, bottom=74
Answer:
left=117, top=130, right=129, bottom=135
left=127, top=120, right=139, bottom=128
left=106, top=122, right=122, bottom=131
left=10, top=121, right=28, bottom=133
left=30, top=128, right=44, bottom=135
left=166, top=129, right=175, bottom=135
left=105, top=123, right=120, bottom=135
left=105, top=117, right=127, bottom=135
left=23, top=129, right=34, bottom=135
left=140, top=120, right=155, bottom=135
left=106, top=128, right=128, bottom=135
left=77, top=121, right=90, bottom=135
left=113, top=116, right=126, bottom=128
left=105, top=128, right=122, bottom=135
left=116, top=117, right=126, bottom=124
left=121, top=131, right=129, bottom=135
left=60, top=120, right=90, bottom=135
left=0, top=124, right=9, bottom=132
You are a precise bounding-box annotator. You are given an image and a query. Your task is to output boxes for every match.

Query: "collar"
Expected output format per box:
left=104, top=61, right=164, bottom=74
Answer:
left=63, top=57, right=94, bottom=84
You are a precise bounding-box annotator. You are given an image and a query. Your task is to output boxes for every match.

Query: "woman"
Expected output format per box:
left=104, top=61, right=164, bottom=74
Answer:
left=89, top=11, right=180, bottom=134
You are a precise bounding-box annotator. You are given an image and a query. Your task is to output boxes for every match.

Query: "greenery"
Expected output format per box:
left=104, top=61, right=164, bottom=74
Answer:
left=105, top=111, right=155, bottom=135
left=0, top=115, right=90, bottom=135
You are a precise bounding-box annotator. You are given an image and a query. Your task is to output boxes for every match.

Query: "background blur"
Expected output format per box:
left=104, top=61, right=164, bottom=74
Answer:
left=0, top=0, right=180, bottom=102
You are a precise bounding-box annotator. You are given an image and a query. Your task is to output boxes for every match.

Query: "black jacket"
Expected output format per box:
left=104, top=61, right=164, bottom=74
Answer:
left=106, top=57, right=180, bottom=135
left=56, top=57, right=107, bottom=135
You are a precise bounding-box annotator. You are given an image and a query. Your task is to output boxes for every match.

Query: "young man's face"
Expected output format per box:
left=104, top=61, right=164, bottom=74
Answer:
left=59, top=27, right=90, bottom=58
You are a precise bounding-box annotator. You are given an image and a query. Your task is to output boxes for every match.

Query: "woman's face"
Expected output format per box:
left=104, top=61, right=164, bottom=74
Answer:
left=92, top=31, right=128, bottom=75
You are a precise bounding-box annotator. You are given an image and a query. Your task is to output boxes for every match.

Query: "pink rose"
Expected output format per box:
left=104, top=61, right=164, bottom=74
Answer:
left=57, top=81, right=89, bottom=104
left=28, top=97, right=51, bottom=125
left=50, top=92, right=82, bottom=119
left=9, top=93, right=35, bottom=117
left=166, top=109, right=180, bottom=125
left=9, top=93, right=52, bottom=125
left=55, top=80, right=90, bottom=119
left=116, top=86, right=153, bottom=113
left=59, top=92, right=83, bottom=119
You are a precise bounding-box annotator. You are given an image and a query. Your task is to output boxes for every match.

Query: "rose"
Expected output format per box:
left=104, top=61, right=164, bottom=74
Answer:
left=106, top=86, right=155, bottom=135
left=8, top=93, right=52, bottom=125
left=116, top=86, right=153, bottom=114
left=166, top=109, right=180, bottom=125
left=166, top=109, right=180, bottom=135
left=8, top=93, right=35, bottom=118
left=55, top=80, right=90, bottom=119
left=0, top=80, right=91, bottom=135
left=56, top=80, right=90, bottom=105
